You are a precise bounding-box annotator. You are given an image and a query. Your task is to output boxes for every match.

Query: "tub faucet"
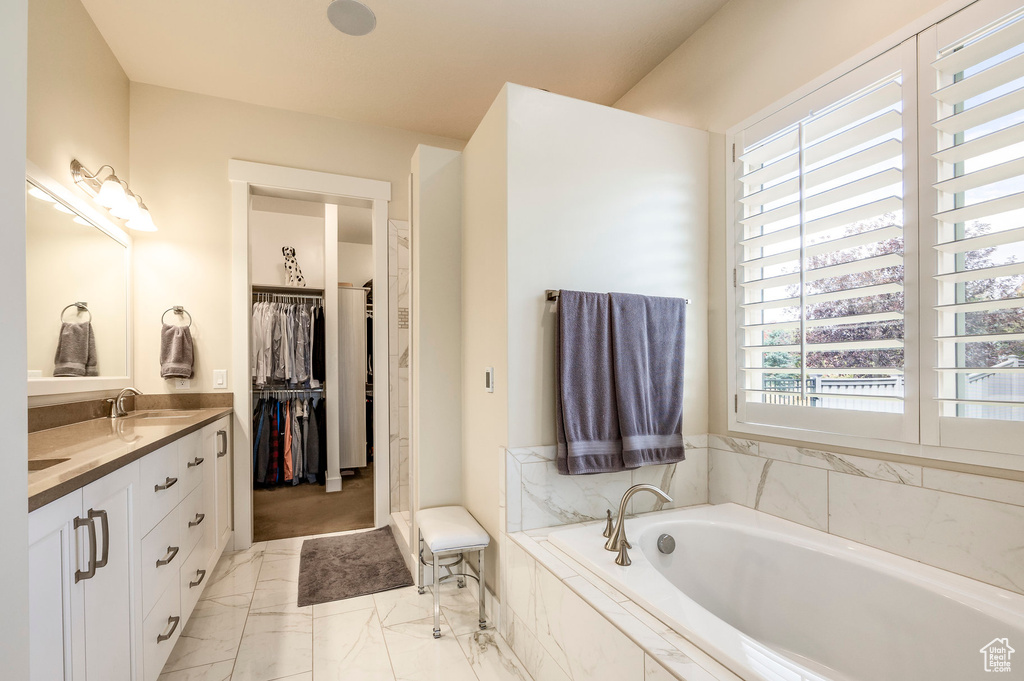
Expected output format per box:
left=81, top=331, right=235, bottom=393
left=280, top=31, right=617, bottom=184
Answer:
left=605, top=484, right=672, bottom=566
left=108, top=387, right=142, bottom=419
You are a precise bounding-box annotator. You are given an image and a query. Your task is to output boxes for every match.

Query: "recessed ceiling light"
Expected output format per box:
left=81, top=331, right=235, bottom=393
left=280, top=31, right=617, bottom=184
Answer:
left=327, top=0, right=376, bottom=37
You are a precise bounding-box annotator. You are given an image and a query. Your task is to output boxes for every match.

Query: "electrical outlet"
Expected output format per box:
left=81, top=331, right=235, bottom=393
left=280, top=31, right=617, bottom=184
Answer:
left=213, top=369, right=228, bottom=389
left=175, top=378, right=191, bottom=390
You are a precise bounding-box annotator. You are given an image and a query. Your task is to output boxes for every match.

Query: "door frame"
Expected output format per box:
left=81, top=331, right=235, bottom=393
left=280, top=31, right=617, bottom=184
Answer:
left=229, top=159, right=391, bottom=549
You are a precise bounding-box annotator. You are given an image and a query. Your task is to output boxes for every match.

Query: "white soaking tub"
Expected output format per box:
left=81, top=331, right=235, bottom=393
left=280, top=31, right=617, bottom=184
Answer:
left=548, top=503, right=1024, bottom=681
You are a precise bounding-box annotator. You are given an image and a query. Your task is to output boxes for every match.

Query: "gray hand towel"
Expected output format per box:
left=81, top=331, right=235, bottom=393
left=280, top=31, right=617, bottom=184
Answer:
left=160, top=323, right=194, bottom=378
left=555, top=290, right=625, bottom=475
left=609, top=292, right=686, bottom=468
left=54, top=321, right=98, bottom=377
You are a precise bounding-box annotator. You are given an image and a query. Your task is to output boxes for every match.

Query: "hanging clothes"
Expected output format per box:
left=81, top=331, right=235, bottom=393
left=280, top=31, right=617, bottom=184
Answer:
left=251, top=297, right=321, bottom=388
left=252, top=395, right=326, bottom=489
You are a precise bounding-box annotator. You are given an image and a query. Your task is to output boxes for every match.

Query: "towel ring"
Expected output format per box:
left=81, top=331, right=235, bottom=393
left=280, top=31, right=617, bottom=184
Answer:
left=161, top=306, right=192, bottom=328
left=60, top=302, right=91, bottom=323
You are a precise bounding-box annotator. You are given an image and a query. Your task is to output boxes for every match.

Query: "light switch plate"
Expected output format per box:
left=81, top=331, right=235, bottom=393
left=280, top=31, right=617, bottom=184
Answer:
left=175, top=378, right=191, bottom=390
left=485, top=367, right=494, bottom=393
left=213, top=369, right=228, bottom=389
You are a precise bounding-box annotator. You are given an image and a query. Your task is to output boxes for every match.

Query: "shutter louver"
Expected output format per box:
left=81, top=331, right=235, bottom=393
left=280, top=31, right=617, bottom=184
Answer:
left=931, top=8, right=1024, bottom=421
left=737, top=71, right=907, bottom=414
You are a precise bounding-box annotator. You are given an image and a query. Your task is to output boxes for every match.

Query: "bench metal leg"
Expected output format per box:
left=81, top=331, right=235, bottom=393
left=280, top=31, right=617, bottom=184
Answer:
left=417, top=531, right=426, bottom=595
left=433, top=552, right=441, bottom=638
left=478, top=549, right=487, bottom=629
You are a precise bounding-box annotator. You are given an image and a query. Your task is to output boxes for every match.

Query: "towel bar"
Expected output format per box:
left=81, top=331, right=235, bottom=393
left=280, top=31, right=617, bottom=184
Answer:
left=545, top=289, right=690, bottom=304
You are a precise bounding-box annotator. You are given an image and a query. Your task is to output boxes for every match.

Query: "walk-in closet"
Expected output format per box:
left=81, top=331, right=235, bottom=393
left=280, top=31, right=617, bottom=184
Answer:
left=247, top=192, right=380, bottom=542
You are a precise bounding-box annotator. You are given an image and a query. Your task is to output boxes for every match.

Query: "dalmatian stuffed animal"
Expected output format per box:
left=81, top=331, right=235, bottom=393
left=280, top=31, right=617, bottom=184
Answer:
left=282, top=246, right=306, bottom=287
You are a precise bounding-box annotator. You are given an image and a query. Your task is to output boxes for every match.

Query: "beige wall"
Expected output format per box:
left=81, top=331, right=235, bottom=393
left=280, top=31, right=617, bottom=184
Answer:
left=615, top=0, right=951, bottom=133
left=505, top=84, right=709, bottom=448
left=337, top=242, right=373, bottom=287
left=411, top=145, right=463, bottom=517
left=0, top=0, right=29, bottom=675
left=250, top=207, right=326, bottom=289
left=461, top=88, right=509, bottom=589
left=129, top=83, right=464, bottom=394
left=27, top=0, right=129, bottom=188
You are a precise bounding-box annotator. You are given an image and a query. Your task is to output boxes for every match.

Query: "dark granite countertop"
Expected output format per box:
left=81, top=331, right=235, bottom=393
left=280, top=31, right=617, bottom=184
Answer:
left=28, top=407, right=233, bottom=512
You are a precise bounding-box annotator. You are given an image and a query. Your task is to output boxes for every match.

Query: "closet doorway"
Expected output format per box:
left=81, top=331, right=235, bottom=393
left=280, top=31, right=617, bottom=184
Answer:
left=229, top=161, right=391, bottom=550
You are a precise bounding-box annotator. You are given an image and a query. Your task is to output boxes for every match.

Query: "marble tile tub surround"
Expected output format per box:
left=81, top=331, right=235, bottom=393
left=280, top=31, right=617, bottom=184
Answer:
left=501, top=530, right=739, bottom=681
left=708, top=435, right=1024, bottom=594
left=28, top=392, right=233, bottom=433
left=160, top=528, right=532, bottom=681
left=505, top=437, right=709, bottom=533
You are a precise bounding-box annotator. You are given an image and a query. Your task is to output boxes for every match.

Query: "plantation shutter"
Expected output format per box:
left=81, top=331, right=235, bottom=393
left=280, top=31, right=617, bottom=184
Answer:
left=931, top=4, right=1024, bottom=423
left=733, top=43, right=917, bottom=441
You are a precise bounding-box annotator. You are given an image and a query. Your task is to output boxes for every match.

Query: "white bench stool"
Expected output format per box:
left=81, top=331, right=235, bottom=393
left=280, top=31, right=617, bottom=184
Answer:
left=417, top=505, right=490, bottom=639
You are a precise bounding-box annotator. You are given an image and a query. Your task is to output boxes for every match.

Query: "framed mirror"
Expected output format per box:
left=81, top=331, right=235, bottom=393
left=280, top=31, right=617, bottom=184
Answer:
left=26, top=161, right=132, bottom=396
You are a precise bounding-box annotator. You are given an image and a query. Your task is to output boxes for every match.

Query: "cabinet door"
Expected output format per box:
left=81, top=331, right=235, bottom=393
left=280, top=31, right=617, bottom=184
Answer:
left=214, top=419, right=233, bottom=551
left=81, top=462, right=139, bottom=681
left=28, top=491, right=85, bottom=681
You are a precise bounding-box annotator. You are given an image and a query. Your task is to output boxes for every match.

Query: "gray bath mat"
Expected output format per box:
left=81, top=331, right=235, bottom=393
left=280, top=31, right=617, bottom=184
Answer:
left=297, top=526, right=414, bottom=607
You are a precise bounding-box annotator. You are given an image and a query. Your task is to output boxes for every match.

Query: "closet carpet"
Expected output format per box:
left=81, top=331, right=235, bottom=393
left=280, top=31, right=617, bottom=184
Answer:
left=253, top=465, right=374, bottom=542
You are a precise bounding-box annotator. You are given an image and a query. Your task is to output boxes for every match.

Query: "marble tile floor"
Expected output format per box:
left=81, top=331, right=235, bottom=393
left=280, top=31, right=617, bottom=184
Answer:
left=160, top=529, right=533, bottom=681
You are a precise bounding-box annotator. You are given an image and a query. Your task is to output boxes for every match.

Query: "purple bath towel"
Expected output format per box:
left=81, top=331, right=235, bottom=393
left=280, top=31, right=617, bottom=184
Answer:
left=555, top=290, right=686, bottom=475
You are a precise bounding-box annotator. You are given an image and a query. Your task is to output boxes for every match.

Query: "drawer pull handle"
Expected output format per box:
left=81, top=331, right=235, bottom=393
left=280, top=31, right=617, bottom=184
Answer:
left=216, top=430, right=228, bottom=457
left=189, top=569, right=207, bottom=588
left=154, top=476, right=178, bottom=492
left=156, top=545, right=179, bottom=567
left=189, top=513, right=206, bottom=528
left=187, top=456, right=205, bottom=468
left=73, top=515, right=97, bottom=583
left=89, top=509, right=109, bottom=569
left=157, top=615, right=180, bottom=643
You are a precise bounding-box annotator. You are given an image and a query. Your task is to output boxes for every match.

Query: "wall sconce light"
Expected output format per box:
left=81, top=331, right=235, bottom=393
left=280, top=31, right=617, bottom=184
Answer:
left=70, top=159, right=158, bottom=232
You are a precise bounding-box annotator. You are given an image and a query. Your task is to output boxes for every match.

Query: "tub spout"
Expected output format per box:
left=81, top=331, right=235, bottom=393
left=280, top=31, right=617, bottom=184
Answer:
left=605, top=484, right=672, bottom=558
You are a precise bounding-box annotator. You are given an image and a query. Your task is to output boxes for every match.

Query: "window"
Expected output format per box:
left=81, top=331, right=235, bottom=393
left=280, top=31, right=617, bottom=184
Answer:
left=731, top=43, right=919, bottom=443
left=729, top=0, right=1024, bottom=455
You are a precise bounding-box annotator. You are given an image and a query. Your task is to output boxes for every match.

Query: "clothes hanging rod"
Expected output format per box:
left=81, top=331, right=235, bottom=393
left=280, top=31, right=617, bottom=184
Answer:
left=252, top=284, right=325, bottom=295
left=251, top=291, right=324, bottom=301
left=253, top=387, right=325, bottom=394
left=545, top=289, right=690, bottom=304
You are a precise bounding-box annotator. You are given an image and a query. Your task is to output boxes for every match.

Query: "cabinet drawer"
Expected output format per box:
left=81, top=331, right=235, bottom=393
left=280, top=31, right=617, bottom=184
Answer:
left=179, top=485, right=207, bottom=557
left=179, top=540, right=211, bottom=623
left=142, top=580, right=182, bottom=681
left=141, top=506, right=181, bottom=617
left=177, top=431, right=205, bottom=498
left=139, top=442, right=180, bottom=535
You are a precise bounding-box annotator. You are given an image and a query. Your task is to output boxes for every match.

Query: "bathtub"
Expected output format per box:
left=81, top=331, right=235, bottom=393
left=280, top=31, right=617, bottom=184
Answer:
left=547, top=503, right=1024, bottom=681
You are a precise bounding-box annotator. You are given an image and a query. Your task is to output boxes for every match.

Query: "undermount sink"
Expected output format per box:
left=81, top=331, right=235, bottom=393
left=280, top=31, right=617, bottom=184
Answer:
left=123, top=410, right=202, bottom=420
left=29, top=458, right=69, bottom=471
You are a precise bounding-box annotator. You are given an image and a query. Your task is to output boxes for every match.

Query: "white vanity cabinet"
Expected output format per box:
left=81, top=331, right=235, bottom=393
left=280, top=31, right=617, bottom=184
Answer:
left=29, top=413, right=235, bottom=681
left=204, top=416, right=233, bottom=552
left=29, top=462, right=139, bottom=681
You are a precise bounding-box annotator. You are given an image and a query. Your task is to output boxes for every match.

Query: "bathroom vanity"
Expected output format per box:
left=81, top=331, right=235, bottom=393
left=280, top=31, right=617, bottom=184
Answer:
left=28, top=408, right=233, bottom=681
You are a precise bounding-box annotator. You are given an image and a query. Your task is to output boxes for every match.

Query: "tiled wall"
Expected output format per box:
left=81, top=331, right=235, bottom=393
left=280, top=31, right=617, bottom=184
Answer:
left=388, top=221, right=410, bottom=516
left=501, top=532, right=736, bottom=681
left=708, top=435, right=1024, bottom=595
left=504, top=437, right=710, bottom=532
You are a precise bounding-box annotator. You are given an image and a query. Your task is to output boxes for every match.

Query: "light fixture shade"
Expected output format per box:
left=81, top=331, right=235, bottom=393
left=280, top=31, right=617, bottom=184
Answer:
left=96, top=175, right=126, bottom=208
left=110, top=192, right=140, bottom=221
left=126, top=205, right=157, bottom=232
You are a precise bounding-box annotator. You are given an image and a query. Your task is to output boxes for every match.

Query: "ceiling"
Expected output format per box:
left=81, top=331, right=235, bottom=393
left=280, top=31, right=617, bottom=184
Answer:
left=78, top=0, right=728, bottom=140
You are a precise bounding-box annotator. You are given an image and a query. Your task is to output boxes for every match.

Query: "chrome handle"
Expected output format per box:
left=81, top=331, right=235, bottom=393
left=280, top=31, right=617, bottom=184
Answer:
left=154, top=476, right=178, bottom=492
left=74, top=516, right=97, bottom=583
left=187, top=456, right=204, bottom=468
left=156, top=615, right=180, bottom=643
left=189, top=569, right=207, bottom=588
left=216, top=430, right=227, bottom=457
left=156, top=545, right=179, bottom=567
left=188, top=513, right=205, bottom=528
left=89, top=509, right=109, bottom=569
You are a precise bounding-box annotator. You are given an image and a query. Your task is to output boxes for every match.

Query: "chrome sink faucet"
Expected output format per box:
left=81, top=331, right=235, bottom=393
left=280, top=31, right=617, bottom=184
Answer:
left=604, top=483, right=672, bottom=566
left=107, top=387, right=142, bottom=419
